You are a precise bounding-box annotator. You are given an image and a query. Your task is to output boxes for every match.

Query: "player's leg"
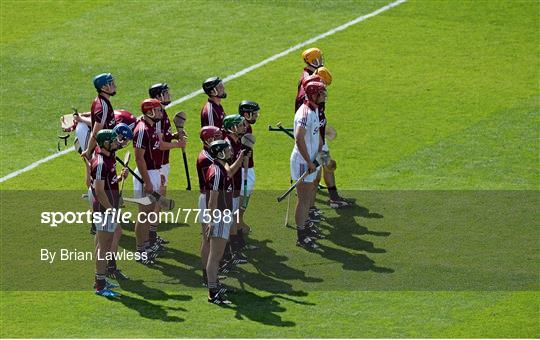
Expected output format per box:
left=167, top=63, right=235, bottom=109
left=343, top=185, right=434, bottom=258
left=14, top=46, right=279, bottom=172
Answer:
left=293, top=162, right=319, bottom=249
left=199, top=193, right=211, bottom=285
left=322, top=148, right=353, bottom=208
left=133, top=170, right=155, bottom=265
left=106, top=225, right=128, bottom=280
left=206, top=221, right=231, bottom=304
left=153, top=163, right=171, bottom=245
left=95, top=218, right=119, bottom=296
left=228, top=197, right=248, bottom=265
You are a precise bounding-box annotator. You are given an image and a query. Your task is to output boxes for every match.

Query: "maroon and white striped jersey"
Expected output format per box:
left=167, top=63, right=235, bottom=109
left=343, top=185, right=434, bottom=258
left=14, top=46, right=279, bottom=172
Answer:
left=201, top=99, right=225, bottom=128
left=90, top=151, right=120, bottom=211
left=91, top=94, right=115, bottom=129
left=196, top=148, right=214, bottom=193
left=133, top=118, right=162, bottom=170
left=204, top=161, right=233, bottom=211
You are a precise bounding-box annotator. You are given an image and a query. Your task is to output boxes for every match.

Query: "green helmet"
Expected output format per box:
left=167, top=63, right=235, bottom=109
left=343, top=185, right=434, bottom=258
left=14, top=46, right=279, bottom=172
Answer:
left=96, top=129, right=118, bottom=148
left=223, top=114, right=244, bottom=131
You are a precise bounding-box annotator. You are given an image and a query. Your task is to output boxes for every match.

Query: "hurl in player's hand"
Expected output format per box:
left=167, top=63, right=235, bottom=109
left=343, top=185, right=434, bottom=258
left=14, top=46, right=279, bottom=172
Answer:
left=307, top=161, right=317, bottom=173
left=120, top=167, right=129, bottom=180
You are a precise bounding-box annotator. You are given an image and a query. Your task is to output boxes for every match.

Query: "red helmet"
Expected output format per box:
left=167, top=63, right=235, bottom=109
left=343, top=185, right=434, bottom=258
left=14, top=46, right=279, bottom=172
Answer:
left=140, top=98, right=161, bottom=113
left=301, top=74, right=323, bottom=89
left=199, top=126, right=223, bottom=143
left=304, top=81, right=326, bottom=97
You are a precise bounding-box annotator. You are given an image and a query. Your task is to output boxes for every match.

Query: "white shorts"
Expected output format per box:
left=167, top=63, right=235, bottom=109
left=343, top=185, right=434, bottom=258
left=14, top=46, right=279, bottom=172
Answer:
left=94, top=212, right=117, bottom=233
left=198, top=193, right=206, bottom=224
left=233, top=196, right=240, bottom=213
left=133, top=169, right=161, bottom=198
left=75, top=123, right=90, bottom=152
left=290, top=155, right=317, bottom=183
left=160, top=163, right=170, bottom=187
left=210, top=219, right=231, bottom=240
left=240, top=168, right=255, bottom=196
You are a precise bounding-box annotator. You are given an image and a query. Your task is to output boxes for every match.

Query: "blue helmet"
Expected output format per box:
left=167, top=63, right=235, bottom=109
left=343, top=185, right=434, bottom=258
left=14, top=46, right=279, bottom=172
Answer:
left=113, top=123, right=133, bottom=141
left=93, top=73, right=114, bottom=90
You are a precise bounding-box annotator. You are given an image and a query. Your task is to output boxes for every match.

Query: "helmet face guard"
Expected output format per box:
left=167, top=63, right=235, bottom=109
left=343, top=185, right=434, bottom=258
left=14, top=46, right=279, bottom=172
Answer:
left=208, top=140, right=231, bottom=160
left=202, top=77, right=227, bottom=98
left=113, top=123, right=133, bottom=148
left=149, top=83, right=171, bottom=105
left=93, top=73, right=116, bottom=95
left=302, top=48, right=324, bottom=68
left=239, top=100, right=260, bottom=124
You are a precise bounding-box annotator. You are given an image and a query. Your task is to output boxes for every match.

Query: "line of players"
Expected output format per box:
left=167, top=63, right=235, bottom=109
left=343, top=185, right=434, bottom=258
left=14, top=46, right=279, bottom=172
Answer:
left=291, top=47, right=353, bottom=250
left=75, top=46, right=349, bottom=302
left=74, top=73, right=260, bottom=303
left=196, top=76, right=260, bottom=304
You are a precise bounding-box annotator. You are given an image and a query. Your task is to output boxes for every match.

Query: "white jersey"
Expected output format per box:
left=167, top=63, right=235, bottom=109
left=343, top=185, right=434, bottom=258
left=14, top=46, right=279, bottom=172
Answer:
left=290, top=102, right=320, bottom=163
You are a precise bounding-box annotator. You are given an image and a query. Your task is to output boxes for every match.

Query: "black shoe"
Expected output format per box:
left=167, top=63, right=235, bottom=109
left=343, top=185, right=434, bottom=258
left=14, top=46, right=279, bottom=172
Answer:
left=156, top=236, right=170, bottom=245
left=296, top=236, right=319, bottom=250
left=208, top=291, right=232, bottom=305
left=107, top=268, right=129, bottom=280
left=232, top=253, right=248, bottom=265
left=306, top=222, right=325, bottom=239
left=137, top=252, right=155, bottom=265
left=309, top=207, right=324, bottom=216
left=218, top=260, right=232, bottom=274
left=218, top=283, right=236, bottom=294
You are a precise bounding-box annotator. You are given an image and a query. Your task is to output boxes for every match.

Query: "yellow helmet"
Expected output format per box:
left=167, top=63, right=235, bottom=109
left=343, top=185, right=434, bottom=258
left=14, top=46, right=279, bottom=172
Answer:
left=302, top=47, right=324, bottom=68
left=314, top=67, right=332, bottom=86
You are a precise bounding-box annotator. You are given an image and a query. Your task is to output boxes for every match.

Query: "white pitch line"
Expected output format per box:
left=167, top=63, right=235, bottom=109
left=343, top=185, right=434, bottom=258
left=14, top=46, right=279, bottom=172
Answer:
left=0, top=0, right=406, bottom=184
left=167, top=0, right=407, bottom=108
left=0, top=146, right=75, bottom=183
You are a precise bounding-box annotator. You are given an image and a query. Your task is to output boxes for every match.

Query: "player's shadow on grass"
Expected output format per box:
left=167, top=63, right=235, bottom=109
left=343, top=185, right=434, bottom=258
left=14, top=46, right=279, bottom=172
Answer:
left=118, top=233, right=203, bottom=288
left=111, top=294, right=186, bottom=322
left=242, top=239, right=323, bottom=287
left=322, top=205, right=389, bottom=254
left=119, top=278, right=193, bottom=303
left=225, top=290, right=309, bottom=327
left=314, top=200, right=394, bottom=273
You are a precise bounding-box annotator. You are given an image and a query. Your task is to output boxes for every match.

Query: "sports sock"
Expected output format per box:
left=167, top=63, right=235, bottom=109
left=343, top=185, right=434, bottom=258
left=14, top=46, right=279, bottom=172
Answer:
left=149, top=225, right=158, bottom=242
left=95, top=273, right=106, bottom=291
left=296, top=225, right=306, bottom=239
left=107, top=258, right=117, bottom=271
left=208, top=282, right=218, bottom=298
left=221, top=243, right=232, bottom=262
left=237, top=229, right=246, bottom=248
left=328, top=186, right=340, bottom=200
left=229, top=234, right=242, bottom=253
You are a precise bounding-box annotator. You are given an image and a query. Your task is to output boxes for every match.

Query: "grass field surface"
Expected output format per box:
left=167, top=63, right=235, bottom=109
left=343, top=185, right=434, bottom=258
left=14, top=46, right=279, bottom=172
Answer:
left=1, top=0, right=538, bottom=338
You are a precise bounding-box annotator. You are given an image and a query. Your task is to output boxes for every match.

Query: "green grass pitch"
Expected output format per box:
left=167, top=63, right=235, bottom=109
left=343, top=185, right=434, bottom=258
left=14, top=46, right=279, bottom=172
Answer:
left=1, top=0, right=539, bottom=338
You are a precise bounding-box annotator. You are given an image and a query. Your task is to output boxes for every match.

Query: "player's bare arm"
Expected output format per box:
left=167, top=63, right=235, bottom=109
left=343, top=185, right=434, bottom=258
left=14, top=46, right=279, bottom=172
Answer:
left=224, top=149, right=246, bottom=177
left=159, top=139, right=186, bottom=151
left=205, top=189, right=219, bottom=238
left=74, top=114, right=92, bottom=127
left=134, top=147, right=152, bottom=194
left=83, top=121, right=104, bottom=159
